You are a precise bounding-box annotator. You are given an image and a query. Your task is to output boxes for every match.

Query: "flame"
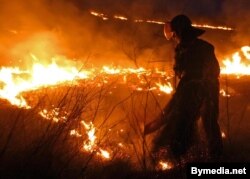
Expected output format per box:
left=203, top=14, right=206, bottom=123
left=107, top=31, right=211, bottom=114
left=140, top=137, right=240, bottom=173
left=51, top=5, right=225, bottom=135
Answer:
left=39, top=108, right=68, bottom=122
left=158, top=160, right=173, bottom=170
left=146, top=20, right=164, bottom=25
left=114, top=15, right=128, bottom=21
left=118, top=143, right=124, bottom=147
left=192, top=24, right=234, bottom=31
left=102, top=66, right=121, bottom=74
left=90, top=10, right=233, bottom=31
left=102, top=66, right=149, bottom=75
left=156, top=82, right=173, bottom=94
left=0, top=57, right=176, bottom=109
left=0, top=56, right=91, bottom=108
left=0, top=67, right=30, bottom=108
left=81, top=120, right=111, bottom=159
left=220, top=89, right=230, bottom=97
left=70, top=130, right=82, bottom=137
left=221, top=131, right=226, bottom=139
left=98, top=149, right=110, bottom=159
left=90, top=10, right=108, bottom=20
left=134, top=19, right=144, bottom=23
left=241, top=46, right=250, bottom=60
left=221, top=46, right=250, bottom=75
left=81, top=121, right=96, bottom=152
left=3, top=46, right=249, bottom=110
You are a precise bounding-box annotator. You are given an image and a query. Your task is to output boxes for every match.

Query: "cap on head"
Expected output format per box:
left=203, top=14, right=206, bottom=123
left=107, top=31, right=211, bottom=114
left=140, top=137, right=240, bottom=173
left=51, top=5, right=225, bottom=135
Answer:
left=170, top=14, right=205, bottom=39
left=170, top=14, right=192, bottom=33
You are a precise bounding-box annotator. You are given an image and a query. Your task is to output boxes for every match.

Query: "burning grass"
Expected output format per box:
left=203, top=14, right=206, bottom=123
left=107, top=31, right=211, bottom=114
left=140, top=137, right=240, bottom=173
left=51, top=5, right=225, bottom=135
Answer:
left=0, top=56, right=173, bottom=177
left=0, top=46, right=250, bottom=178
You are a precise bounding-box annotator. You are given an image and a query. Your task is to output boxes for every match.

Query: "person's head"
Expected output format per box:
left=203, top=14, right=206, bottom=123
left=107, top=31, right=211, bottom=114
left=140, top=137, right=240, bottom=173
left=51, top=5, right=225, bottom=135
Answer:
left=164, top=14, right=205, bottom=43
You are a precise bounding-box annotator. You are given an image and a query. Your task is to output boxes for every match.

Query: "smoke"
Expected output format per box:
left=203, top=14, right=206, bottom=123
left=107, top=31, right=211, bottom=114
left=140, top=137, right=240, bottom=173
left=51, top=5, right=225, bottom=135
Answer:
left=80, top=0, right=249, bottom=64
left=0, top=0, right=128, bottom=67
left=0, top=0, right=248, bottom=69
left=222, top=0, right=250, bottom=46
left=0, top=0, right=78, bottom=65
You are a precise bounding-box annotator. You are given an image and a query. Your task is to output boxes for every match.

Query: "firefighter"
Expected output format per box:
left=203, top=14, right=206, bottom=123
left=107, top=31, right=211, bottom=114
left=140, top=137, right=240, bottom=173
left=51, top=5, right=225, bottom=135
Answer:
left=144, top=14, right=223, bottom=160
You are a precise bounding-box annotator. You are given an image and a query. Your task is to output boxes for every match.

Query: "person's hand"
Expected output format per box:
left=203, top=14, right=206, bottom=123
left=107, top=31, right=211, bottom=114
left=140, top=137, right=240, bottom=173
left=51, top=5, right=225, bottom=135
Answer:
left=144, top=119, right=163, bottom=135
left=144, top=123, right=153, bottom=135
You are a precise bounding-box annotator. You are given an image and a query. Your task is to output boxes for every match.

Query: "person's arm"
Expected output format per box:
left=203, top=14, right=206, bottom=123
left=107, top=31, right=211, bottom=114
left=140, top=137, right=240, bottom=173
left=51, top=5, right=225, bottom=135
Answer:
left=202, top=45, right=220, bottom=79
left=144, top=113, right=165, bottom=135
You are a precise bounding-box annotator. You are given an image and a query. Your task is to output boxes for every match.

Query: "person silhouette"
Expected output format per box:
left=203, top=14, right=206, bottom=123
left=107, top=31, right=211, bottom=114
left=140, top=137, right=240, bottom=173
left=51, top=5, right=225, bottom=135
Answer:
left=145, top=14, right=223, bottom=160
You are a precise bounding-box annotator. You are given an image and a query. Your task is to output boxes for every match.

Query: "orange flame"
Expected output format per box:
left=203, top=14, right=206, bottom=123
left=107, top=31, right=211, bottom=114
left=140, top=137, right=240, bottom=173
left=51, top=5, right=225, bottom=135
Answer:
left=2, top=46, right=248, bottom=109
left=114, top=15, right=128, bottom=21
left=158, top=160, right=173, bottom=170
left=221, top=131, right=226, bottom=139
left=220, top=89, right=230, bottom=97
left=39, top=108, right=68, bottom=122
left=156, top=82, right=173, bottom=94
left=81, top=120, right=97, bottom=152
left=90, top=10, right=108, bottom=20
left=192, top=23, right=234, bottom=31
left=81, top=120, right=111, bottom=159
left=70, top=129, right=82, bottom=137
left=221, top=46, right=250, bottom=75
left=90, top=10, right=234, bottom=31
left=0, top=59, right=173, bottom=108
left=0, top=55, right=91, bottom=108
left=98, top=149, right=110, bottom=159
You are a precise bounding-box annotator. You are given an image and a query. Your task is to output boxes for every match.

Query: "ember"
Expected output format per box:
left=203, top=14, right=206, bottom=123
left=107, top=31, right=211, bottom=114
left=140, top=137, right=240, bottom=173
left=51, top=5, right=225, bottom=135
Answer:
left=221, top=131, right=226, bottom=139
left=158, top=160, right=173, bottom=170
left=220, top=89, right=230, bottom=97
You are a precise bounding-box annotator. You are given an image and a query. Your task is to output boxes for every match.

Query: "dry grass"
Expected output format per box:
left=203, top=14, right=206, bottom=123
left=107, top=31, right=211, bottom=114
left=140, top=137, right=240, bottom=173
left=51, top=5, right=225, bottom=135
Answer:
left=0, top=75, right=249, bottom=179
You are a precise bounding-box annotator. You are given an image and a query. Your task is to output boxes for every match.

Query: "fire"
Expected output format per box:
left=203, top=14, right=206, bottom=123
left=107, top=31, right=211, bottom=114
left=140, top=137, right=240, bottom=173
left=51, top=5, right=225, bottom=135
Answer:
left=90, top=10, right=108, bottom=20
left=192, top=24, right=234, bottom=31
left=156, top=82, right=173, bottom=94
left=134, top=19, right=144, bottom=23
left=0, top=67, right=30, bottom=108
left=1, top=8, right=247, bottom=172
left=114, top=15, right=128, bottom=21
left=220, top=89, right=230, bottom=97
left=242, top=46, right=250, bottom=60
left=89, top=10, right=234, bottom=31
left=81, top=120, right=111, bottom=160
left=221, top=46, right=250, bottom=75
left=0, top=56, right=92, bottom=108
left=39, top=108, right=68, bottom=122
left=102, top=66, right=121, bottom=74
left=98, top=149, right=110, bottom=159
left=102, top=66, right=149, bottom=75
left=81, top=120, right=96, bottom=152
left=146, top=20, right=164, bottom=25
left=70, top=130, right=82, bottom=137
left=158, top=160, right=173, bottom=170
left=221, top=131, right=226, bottom=139
left=0, top=56, right=173, bottom=109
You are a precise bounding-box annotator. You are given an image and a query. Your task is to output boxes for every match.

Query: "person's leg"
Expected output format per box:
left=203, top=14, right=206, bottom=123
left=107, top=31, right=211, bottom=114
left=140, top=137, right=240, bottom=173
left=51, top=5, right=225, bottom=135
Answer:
left=169, top=82, right=203, bottom=159
left=202, top=82, right=223, bottom=158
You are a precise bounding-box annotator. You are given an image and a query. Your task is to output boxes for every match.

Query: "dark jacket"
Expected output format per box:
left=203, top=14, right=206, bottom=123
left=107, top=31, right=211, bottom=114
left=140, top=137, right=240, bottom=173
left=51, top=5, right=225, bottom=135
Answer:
left=174, top=38, right=220, bottom=83
left=152, top=38, right=222, bottom=158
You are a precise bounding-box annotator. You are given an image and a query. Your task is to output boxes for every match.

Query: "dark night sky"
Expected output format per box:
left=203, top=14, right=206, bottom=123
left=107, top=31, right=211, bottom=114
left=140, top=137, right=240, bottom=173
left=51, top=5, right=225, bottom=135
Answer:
left=81, top=0, right=224, bottom=19
left=75, top=0, right=249, bottom=26
left=0, top=0, right=248, bottom=65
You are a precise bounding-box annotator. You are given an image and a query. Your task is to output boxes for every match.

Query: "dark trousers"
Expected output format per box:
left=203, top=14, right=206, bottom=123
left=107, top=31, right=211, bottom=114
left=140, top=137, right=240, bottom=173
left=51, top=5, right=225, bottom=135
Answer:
left=201, top=80, right=223, bottom=157
left=153, top=79, right=223, bottom=158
